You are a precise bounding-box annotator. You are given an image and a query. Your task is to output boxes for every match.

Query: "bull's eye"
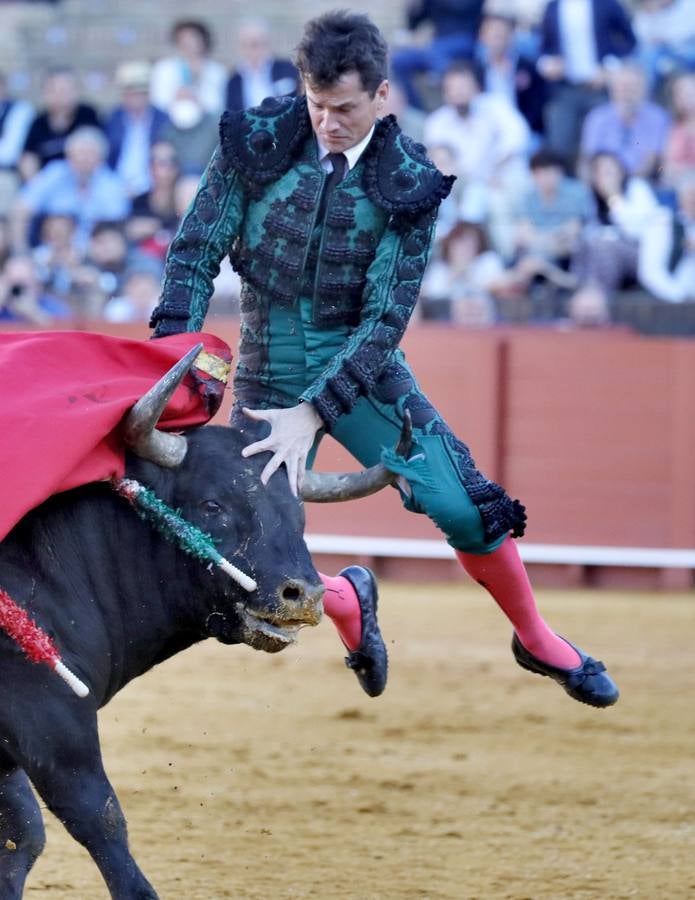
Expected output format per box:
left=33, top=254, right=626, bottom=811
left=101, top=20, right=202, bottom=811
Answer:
left=200, top=499, right=222, bottom=516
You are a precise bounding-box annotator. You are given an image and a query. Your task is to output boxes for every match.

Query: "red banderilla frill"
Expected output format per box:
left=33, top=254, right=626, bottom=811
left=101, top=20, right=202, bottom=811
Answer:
left=0, top=589, right=89, bottom=697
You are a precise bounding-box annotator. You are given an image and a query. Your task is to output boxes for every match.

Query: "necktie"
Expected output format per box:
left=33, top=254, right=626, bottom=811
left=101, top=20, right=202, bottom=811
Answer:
left=317, top=152, right=347, bottom=222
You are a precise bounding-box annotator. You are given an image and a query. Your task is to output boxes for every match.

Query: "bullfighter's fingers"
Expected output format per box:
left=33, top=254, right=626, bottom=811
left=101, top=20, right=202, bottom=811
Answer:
left=260, top=452, right=284, bottom=486
left=241, top=438, right=272, bottom=458
left=241, top=406, right=271, bottom=422
left=296, top=454, right=307, bottom=496
left=285, top=455, right=300, bottom=498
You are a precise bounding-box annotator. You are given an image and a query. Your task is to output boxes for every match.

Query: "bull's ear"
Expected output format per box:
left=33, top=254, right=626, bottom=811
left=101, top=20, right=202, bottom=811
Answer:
left=301, top=412, right=412, bottom=503
left=122, top=343, right=203, bottom=467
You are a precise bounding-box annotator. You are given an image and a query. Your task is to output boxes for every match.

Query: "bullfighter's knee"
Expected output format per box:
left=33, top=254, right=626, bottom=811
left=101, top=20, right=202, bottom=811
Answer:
left=411, top=482, right=500, bottom=554
left=383, top=428, right=526, bottom=552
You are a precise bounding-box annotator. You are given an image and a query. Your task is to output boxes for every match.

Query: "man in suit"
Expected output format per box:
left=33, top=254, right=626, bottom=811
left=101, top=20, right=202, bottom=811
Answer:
left=391, top=0, right=485, bottom=110
left=225, top=19, right=299, bottom=112
left=475, top=12, right=547, bottom=138
left=106, top=62, right=169, bottom=198
left=537, top=0, right=636, bottom=170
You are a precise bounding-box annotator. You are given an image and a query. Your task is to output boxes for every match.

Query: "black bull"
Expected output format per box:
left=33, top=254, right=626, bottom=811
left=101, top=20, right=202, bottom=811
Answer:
left=0, top=424, right=324, bottom=899
left=0, top=349, right=408, bottom=899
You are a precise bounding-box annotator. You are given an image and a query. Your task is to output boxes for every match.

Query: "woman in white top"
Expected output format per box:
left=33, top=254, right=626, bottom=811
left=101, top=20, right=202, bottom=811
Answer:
left=150, top=20, right=227, bottom=118
left=638, top=176, right=695, bottom=304
left=568, top=151, right=660, bottom=324
left=420, top=220, right=507, bottom=325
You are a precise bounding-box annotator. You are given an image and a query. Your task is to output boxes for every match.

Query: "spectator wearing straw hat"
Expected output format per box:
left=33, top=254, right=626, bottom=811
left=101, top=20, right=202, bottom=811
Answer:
left=106, top=62, right=170, bottom=198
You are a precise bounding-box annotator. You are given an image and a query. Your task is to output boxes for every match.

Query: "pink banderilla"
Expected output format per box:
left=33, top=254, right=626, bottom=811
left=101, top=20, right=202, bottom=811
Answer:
left=0, top=589, right=89, bottom=697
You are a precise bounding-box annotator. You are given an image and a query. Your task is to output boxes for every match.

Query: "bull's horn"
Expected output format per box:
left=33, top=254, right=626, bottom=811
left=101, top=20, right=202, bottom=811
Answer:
left=122, top=342, right=203, bottom=467
left=301, top=411, right=413, bottom=503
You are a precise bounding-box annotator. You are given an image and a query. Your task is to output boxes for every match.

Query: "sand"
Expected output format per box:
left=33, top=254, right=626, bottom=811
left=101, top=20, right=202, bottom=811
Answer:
left=24, top=584, right=695, bottom=899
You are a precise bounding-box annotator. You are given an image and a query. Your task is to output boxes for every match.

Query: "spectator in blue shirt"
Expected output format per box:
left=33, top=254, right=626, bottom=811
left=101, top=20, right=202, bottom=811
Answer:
left=514, top=147, right=593, bottom=268
left=579, top=62, right=671, bottom=180
left=11, top=126, right=129, bottom=250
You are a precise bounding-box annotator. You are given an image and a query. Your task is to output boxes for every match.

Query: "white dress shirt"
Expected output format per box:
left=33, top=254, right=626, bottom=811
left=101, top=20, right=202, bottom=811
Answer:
left=150, top=56, right=227, bottom=116
left=0, top=99, right=34, bottom=168
left=558, top=0, right=599, bottom=83
left=317, top=124, right=376, bottom=175
left=638, top=208, right=695, bottom=303
left=116, top=111, right=154, bottom=197
left=239, top=63, right=276, bottom=110
left=423, top=95, right=529, bottom=183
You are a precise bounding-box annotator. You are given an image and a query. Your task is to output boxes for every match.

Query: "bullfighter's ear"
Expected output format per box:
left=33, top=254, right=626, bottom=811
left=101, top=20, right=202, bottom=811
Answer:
left=122, top=343, right=204, bottom=467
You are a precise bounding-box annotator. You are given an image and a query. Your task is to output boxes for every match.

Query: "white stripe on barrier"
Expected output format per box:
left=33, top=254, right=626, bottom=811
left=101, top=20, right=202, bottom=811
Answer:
left=305, top=534, right=695, bottom=569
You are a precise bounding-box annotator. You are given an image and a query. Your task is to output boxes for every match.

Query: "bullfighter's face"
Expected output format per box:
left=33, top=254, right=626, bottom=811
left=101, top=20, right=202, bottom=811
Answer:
left=304, top=71, right=389, bottom=155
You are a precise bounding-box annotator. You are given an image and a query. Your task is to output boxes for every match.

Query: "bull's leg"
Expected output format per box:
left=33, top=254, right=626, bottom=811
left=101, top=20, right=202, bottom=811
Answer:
left=0, top=766, right=46, bottom=899
left=25, top=725, right=158, bottom=900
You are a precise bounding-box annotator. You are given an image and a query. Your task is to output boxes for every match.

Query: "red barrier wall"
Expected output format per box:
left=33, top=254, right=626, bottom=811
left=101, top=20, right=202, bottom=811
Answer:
left=9, top=320, right=694, bottom=586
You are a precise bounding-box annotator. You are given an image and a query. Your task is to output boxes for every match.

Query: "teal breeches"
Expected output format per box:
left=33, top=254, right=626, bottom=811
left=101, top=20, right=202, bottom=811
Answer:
left=231, top=301, right=524, bottom=554
left=308, top=352, right=506, bottom=555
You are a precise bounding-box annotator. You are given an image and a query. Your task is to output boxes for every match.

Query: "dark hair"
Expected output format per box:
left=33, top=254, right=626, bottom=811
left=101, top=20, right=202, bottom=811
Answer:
left=589, top=152, right=628, bottom=223
left=590, top=150, right=627, bottom=182
left=529, top=147, right=566, bottom=172
left=171, top=19, right=213, bottom=53
left=441, top=220, right=489, bottom=260
left=294, top=10, right=388, bottom=96
left=90, top=220, right=126, bottom=239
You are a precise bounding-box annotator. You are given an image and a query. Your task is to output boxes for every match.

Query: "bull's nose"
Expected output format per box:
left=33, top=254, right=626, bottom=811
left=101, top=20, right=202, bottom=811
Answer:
left=277, top=579, right=324, bottom=627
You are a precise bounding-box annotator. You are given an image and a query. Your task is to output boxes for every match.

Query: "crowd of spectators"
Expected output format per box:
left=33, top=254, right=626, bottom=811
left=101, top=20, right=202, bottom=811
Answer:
left=396, top=0, right=695, bottom=328
left=0, top=3, right=692, bottom=332
left=0, top=16, right=298, bottom=326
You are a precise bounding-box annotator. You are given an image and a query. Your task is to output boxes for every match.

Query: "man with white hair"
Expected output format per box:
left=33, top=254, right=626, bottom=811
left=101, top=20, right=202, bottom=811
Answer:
left=225, top=18, right=298, bottom=111
left=11, top=126, right=129, bottom=250
left=579, top=62, right=671, bottom=179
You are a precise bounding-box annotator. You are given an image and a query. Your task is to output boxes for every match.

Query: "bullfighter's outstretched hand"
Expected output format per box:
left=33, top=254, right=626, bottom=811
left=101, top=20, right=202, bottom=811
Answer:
left=241, top=403, right=324, bottom=496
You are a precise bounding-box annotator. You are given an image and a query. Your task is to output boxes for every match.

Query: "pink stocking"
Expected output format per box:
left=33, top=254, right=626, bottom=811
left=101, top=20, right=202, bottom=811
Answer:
left=320, top=573, right=362, bottom=651
left=457, top=536, right=581, bottom=669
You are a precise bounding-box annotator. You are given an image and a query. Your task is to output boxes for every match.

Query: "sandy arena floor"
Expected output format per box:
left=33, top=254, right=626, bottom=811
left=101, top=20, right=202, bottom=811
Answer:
left=24, top=584, right=695, bottom=900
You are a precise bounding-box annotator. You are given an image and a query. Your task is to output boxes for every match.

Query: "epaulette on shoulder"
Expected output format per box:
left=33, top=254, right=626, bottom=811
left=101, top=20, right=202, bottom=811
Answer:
left=219, top=95, right=311, bottom=186
left=363, top=115, right=455, bottom=218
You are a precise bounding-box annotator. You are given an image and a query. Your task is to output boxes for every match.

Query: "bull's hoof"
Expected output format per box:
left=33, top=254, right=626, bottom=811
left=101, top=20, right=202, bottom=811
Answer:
left=340, top=566, right=388, bottom=698
left=511, top=633, right=619, bottom=708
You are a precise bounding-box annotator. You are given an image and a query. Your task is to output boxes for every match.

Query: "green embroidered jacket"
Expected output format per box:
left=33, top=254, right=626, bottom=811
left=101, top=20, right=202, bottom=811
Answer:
left=150, top=96, right=454, bottom=429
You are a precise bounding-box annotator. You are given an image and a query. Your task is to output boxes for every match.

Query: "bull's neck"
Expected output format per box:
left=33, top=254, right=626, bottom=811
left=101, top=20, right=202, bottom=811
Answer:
left=56, top=489, right=214, bottom=704
left=102, top=528, right=211, bottom=700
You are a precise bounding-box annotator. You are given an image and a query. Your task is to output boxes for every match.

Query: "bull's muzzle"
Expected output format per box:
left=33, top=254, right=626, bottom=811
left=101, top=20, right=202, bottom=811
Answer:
left=238, top=579, right=324, bottom=653
left=275, top=578, right=324, bottom=628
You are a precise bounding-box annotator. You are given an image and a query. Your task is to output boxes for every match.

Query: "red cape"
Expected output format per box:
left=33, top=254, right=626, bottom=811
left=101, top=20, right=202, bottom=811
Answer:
left=0, top=331, right=231, bottom=541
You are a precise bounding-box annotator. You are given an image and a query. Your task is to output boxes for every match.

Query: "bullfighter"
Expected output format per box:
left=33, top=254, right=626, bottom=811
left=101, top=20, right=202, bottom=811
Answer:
left=150, top=10, right=619, bottom=708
